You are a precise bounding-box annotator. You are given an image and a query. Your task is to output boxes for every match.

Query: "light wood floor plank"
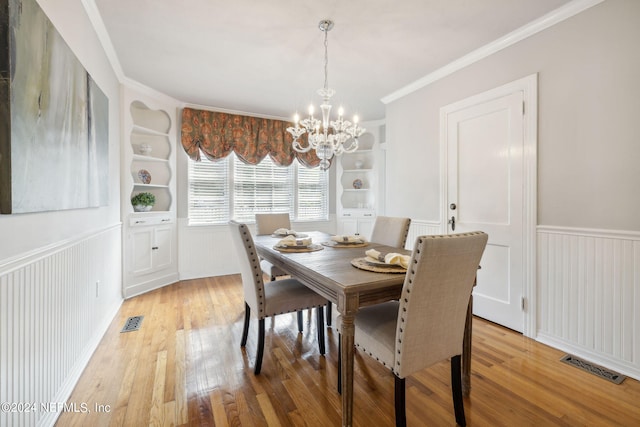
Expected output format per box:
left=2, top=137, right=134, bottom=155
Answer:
left=149, top=350, right=168, bottom=427
left=57, top=275, right=640, bottom=426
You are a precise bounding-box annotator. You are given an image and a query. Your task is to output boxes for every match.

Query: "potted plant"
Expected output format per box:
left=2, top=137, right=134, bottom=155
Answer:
left=131, top=192, right=156, bottom=212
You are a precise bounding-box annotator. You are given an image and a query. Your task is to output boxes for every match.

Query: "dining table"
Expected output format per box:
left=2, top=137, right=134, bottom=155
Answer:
left=254, top=231, right=474, bottom=427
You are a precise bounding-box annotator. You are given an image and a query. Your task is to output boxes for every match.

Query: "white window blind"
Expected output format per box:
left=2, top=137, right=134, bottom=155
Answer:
left=233, top=156, right=294, bottom=222
left=188, top=156, right=229, bottom=225
left=187, top=153, right=328, bottom=224
left=297, top=163, right=328, bottom=221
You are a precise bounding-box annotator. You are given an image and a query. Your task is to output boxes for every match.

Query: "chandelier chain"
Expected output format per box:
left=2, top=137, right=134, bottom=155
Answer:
left=323, top=29, right=329, bottom=92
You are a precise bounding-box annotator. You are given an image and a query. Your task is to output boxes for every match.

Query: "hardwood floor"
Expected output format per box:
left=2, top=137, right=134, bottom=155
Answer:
left=57, top=275, right=640, bottom=426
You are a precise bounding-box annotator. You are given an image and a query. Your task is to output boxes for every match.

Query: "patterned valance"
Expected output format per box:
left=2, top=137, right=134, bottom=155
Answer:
left=180, top=107, right=327, bottom=168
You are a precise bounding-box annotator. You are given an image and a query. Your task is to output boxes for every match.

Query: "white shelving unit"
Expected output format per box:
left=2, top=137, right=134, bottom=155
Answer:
left=129, top=102, right=173, bottom=211
left=121, top=87, right=179, bottom=298
left=336, top=121, right=384, bottom=239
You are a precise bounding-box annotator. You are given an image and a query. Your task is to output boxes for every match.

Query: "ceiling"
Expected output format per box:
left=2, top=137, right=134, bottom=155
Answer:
left=94, top=0, right=573, bottom=121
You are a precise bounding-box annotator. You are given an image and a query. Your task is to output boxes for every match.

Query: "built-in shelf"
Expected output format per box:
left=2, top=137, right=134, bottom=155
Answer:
left=128, top=101, right=173, bottom=213
left=132, top=154, right=170, bottom=163
left=121, top=89, right=178, bottom=299
left=336, top=127, right=381, bottom=238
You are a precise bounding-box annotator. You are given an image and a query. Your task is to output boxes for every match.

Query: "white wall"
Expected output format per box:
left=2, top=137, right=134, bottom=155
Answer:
left=0, top=1, right=123, bottom=425
left=384, top=0, right=640, bottom=380
left=385, top=0, right=640, bottom=232
left=0, top=0, right=122, bottom=261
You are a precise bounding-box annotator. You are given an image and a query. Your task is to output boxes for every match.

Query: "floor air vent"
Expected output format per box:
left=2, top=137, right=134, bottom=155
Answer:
left=121, top=315, right=144, bottom=333
left=560, top=354, right=625, bottom=384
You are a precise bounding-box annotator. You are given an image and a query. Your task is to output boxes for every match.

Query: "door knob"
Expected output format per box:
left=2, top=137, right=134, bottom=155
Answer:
left=450, top=203, right=457, bottom=210
left=448, top=216, right=456, bottom=231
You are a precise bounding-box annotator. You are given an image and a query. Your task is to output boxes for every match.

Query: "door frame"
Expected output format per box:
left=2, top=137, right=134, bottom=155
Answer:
left=439, top=74, right=538, bottom=338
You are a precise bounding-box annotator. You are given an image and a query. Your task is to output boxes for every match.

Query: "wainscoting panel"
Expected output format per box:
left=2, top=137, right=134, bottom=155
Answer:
left=405, top=220, right=442, bottom=249
left=0, top=225, right=123, bottom=427
left=537, top=226, right=640, bottom=380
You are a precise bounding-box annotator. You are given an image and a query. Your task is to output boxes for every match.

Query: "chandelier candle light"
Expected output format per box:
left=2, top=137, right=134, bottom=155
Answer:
left=287, top=19, right=365, bottom=171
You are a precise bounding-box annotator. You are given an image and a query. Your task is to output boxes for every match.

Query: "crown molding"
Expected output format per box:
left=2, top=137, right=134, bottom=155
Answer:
left=81, top=0, right=125, bottom=81
left=381, top=0, right=605, bottom=105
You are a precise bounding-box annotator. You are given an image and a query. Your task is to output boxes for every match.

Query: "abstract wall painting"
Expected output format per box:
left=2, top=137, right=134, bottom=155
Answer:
left=0, top=0, right=109, bottom=214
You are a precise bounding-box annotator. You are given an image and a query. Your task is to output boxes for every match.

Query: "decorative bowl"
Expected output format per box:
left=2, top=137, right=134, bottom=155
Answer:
left=352, top=178, right=363, bottom=189
left=138, top=143, right=152, bottom=155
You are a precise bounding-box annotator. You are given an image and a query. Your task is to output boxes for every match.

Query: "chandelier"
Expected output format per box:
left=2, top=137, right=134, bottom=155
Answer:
left=287, top=19, right=365, bottom=171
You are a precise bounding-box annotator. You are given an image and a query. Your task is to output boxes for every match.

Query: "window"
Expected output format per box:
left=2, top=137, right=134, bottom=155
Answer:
left=188, top=154, right=328, bottom=225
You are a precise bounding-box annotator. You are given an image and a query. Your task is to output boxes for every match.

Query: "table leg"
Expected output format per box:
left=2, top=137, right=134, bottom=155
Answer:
left=462, top=294, right=473, bottom=396
left=340, top=313, right=355, bottom=427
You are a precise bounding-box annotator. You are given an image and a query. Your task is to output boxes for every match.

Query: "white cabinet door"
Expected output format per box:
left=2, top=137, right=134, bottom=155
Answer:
left=338, top=216, right=374, bottom=240
left=129, top=225, right=173, bottom=276
left=153, top=226, right=173, bottom=270
left=357, top=218, right=374, bottom=241
left=340, top=218, right=358, bottom=236
left=131, top=228, right=154, bottom=276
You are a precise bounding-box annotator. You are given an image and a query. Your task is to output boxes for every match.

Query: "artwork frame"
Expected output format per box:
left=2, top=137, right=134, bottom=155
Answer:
left=0, top=0, right=109, bottom=214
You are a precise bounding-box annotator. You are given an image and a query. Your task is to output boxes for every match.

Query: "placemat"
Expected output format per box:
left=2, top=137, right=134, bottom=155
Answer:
left=273, top=243, right=324, bottom=253
left=321, top=240, right=369, bottom=248
left=351, top=257, right=407, bottom=273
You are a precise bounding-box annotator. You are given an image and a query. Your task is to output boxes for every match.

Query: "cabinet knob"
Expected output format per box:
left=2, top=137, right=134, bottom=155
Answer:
left=151, top=246, right=159, bottom=250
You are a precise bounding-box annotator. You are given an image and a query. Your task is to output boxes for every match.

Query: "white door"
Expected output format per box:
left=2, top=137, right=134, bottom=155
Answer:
left=445, top=90, right=525, bottom=332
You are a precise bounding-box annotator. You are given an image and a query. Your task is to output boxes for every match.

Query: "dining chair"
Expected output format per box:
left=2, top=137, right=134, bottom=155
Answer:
left=229, top=220, right=327, bottom=374
left=370, top=216, right=412, bottom=248
left=255, top=213, right=312, bottom=330
left=255, top=213, right=335, bottom=328
left=337, top=231, right=488, bottom=426
left=255, top=213, right=291, bottom=281
left=327, top=215, right=412, bottom=327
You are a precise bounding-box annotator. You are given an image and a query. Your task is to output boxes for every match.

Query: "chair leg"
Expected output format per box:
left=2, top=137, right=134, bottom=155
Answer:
left=254, top=318, right=265, bottom=375
left=316, top=307, right=325, bottom=355
left=451, top=355, right=467, bottom=427
left=241, top=302, right=250, bottom=347
left=394, top=375, right=406, bottom=427
left=451, top=354, right=466, bottom=426
left=297, top=311, right=303, bottom=332
left=326, top=300, right=332, bottom=326
left=337, top=334, right=342, bottom=394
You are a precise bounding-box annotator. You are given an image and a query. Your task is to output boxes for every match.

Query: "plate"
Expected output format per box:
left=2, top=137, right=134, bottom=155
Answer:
left=364, top=257, right=399, bottom=267
left=271, top=232, right=308, bottom=238
left=351, top=257, right=406, bottom=273
left=273, top=243, right=324, bottom=253
left=322, top=240, right=368, bottom=248
left=138, top=169, right=152, bottom=184
left=352, top=178, right=363, bottom=189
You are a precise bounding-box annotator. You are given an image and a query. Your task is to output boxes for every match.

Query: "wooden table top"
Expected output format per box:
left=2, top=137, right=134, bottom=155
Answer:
left=254, top=231, right=411, bottom=313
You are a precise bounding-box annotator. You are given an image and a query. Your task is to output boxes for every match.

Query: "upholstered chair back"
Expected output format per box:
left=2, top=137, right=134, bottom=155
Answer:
left=229, top=221, right=265, bottom=317
left=394, top=232, right=487, bottom=378
left=255, top=213, right=291, bottom=235
left=370, top=216, right=411, bottom=248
